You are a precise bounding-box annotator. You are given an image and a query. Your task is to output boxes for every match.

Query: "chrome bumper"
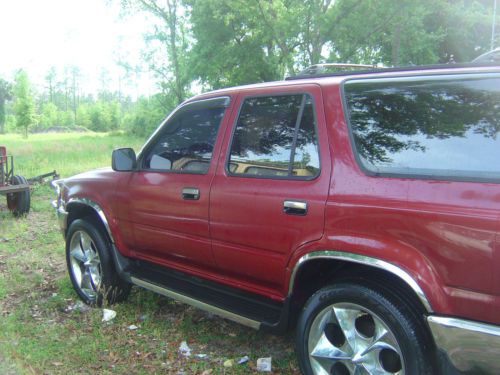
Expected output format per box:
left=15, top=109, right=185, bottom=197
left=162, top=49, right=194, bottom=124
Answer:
left=51, top=200, right=68, bottom=235
left=428, top=316, right=500, bottom=374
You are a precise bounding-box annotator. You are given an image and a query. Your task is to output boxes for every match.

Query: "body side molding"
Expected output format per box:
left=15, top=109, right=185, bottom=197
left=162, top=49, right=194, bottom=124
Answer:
left=289, top=250, right=433, bottom=312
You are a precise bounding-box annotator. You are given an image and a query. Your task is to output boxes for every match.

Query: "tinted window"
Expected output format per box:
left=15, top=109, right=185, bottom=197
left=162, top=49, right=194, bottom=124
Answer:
left=345, top=75, right=500, bottom=181
left=144, top=106, right=225, bottom=173
left=229, top=94, right=320, bottom=178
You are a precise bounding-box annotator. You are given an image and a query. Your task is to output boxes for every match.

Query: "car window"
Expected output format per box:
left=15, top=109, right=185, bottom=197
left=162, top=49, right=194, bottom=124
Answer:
left=344, top=75, right=500, bottom=181
left=143, top=105, right=226, bottom=173
left=228, top=94, right=320, bottom=179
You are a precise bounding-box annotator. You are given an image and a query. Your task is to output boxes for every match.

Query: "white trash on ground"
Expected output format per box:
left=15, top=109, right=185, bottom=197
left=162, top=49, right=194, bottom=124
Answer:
left=256, top=357, right=272, bottom=372
left=102, top=309, right=116, bottom=322
left=179, top=341, right=192, bottom=357
left=238, top=355, right=249, bottom=364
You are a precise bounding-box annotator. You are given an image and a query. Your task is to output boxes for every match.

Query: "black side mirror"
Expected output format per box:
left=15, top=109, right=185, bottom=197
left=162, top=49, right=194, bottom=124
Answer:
left=112, top=148, right=137, bottom=171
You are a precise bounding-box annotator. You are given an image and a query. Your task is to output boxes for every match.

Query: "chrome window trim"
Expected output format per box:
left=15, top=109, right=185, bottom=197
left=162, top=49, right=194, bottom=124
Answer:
left=66, top=198, right=115, bottom=244
left=289, top=250, right=433, bottom=312
left=428, top=315, right=500, bottom=374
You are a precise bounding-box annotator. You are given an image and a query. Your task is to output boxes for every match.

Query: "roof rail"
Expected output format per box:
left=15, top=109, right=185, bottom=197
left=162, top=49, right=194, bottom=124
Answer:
left=285, top=62, right=500, bottom=81
left=472, top=48, right=500, bottom=63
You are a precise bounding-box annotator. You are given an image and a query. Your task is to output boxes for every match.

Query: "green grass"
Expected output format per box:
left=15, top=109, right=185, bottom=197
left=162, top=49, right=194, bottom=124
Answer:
left=1, top=132, right=146, bottom=178
left=0, top=133, right=299, bottom=374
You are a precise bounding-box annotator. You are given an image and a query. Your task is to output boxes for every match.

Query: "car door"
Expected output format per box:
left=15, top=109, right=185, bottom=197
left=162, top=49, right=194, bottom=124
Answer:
left=210, top=85, right=331, bottom=296
left=124, top=96, right=231, bottom=271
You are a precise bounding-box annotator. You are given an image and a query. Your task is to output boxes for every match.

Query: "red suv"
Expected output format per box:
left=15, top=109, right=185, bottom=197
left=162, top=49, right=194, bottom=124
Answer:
left=53, top=63, right=500, bottom=374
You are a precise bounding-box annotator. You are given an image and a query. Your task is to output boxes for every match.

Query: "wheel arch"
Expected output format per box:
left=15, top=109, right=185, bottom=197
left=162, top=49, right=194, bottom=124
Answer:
left=66, top=198, right=115, bottom=244
left=286, top=251, right=437, bottom=331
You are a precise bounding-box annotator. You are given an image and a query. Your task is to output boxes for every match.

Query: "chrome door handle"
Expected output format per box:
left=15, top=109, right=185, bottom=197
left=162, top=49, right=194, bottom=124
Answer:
left=283, top=200, right=308, bottom=215
left=182, top=187, right=200, bottom=200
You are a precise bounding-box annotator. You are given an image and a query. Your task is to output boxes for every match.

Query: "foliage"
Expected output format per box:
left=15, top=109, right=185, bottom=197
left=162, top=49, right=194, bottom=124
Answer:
left=13, top=70, right=36, bottom=137
left=122, top=94, right=171, bottom=137
left=0, top=77, right=12, bottom=134
left=1, top=0, right=497, bottom=136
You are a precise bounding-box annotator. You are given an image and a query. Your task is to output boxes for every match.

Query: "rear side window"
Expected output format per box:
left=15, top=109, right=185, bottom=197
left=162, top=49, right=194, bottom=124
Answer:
left=344, top=75, right=500, bottom=181
left=228, top=94, right=320, bottom=179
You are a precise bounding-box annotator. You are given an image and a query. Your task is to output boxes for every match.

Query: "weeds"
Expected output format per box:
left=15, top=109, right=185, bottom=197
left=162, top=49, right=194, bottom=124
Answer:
left=0, top=133, right=298, bottom=374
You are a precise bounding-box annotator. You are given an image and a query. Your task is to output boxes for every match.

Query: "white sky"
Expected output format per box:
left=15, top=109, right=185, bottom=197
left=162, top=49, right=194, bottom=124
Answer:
left=0, top=0, right=157, bottom=99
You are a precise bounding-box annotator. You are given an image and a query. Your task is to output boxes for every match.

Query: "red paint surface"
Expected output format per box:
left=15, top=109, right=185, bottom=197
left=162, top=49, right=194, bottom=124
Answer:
left=62, top=70, right=500, bottom=325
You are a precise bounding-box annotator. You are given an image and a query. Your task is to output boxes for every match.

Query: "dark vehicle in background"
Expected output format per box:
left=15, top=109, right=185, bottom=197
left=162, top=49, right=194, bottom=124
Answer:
left=53, top=62, right=500, bottom=374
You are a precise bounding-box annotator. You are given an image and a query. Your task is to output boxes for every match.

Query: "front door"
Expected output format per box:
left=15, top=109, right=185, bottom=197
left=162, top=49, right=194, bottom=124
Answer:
left=125, top=96, right=231, bottom=271
left=210, top=85, right=331, bottom=297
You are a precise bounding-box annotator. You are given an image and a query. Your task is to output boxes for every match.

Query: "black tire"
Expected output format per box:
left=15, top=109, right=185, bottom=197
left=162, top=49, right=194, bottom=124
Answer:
left=296, top=282, right=436, bottom=375
left=66, top=218, right=131, bottom=306
left=7, top=175, right=30, bottom=216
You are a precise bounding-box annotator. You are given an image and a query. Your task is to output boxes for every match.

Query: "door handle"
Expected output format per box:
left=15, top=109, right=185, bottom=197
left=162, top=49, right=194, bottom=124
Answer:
left=283, top=200, right=308, bottom=215
left=182, top=187, right=200, bottom=200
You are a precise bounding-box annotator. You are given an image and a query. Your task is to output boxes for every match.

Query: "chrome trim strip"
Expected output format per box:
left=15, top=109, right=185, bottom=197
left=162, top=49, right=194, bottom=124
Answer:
left=428, top=316, right=500, bottom=374
left=131, top=277, right=261, bottom=330
left=66, top=198, right=115, bottom=244
left=52, top=200, right=68, bottom=234
left=289, top=250, right=433, bottom=312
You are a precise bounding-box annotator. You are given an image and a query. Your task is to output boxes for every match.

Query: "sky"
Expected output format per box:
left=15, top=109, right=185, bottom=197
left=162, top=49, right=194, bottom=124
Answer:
left=0, top=0, right=157, bottom=98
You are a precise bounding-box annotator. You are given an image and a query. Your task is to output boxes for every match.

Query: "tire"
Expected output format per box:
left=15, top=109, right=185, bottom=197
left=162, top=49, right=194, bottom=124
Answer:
left=7, top=175, right=30, bottom=216
left=66, top=218, right=131, bottom=306
left=296, top=282, right=435, bottom=375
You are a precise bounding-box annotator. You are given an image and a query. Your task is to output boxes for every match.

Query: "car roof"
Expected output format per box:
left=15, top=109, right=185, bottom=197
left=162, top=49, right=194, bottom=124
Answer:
left=190, top=62, right=500, bottom=101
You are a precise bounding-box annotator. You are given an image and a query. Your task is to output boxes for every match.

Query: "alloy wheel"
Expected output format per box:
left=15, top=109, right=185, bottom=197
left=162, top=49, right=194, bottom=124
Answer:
left=308, top=302, right=404, bottom=375
left=68, top=230, right=102, bottom=300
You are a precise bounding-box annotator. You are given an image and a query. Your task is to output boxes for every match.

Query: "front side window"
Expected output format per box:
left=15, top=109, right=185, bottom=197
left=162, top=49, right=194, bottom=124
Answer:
left=143, top=104, right=226, bottom=174
left=228, top=94, right=320, bottom=178
left=344, top=75, right=500, bottom=181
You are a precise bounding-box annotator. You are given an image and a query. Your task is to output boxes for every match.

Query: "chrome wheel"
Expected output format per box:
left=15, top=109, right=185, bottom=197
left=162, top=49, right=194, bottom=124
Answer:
left=68, top=230, right=102, bottom=300
left=308, top=302, right=404, bottom=375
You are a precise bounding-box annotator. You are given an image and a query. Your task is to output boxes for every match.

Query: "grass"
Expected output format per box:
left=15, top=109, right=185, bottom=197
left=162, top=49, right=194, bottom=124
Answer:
left=0, top=133, right=298, bottom=374
left=1, top=132, right=146, bottom=178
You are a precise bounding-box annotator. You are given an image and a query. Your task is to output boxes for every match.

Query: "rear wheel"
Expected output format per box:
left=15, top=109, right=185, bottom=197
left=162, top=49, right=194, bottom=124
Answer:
left=66, top=219, right=131, bottom=306
left=296, top=282, right=435, bottom=375
left=6, top=175, right=30, bottom=216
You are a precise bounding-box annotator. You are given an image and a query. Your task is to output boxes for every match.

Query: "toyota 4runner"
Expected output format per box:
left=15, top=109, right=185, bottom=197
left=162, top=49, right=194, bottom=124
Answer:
left=53, top=63, right=500, bottom=374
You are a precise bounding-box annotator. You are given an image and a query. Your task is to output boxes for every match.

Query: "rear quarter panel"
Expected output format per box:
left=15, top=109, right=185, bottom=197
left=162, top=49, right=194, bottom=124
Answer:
left=317, top=83, right=500, bottom=324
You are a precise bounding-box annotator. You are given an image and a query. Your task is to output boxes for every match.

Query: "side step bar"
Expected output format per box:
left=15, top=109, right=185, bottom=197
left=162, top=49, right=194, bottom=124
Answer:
left=131, top=277, right=261, bottom=329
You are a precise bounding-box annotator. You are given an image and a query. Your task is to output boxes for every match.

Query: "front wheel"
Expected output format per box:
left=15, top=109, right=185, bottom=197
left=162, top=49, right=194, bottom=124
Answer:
left=66, top=219, right=131, bottom=306
left=296, top=282, right=435, bottom=375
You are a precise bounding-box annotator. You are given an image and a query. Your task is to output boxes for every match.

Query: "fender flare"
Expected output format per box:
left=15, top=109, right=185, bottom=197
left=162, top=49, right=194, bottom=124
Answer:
left=288, top=250, right=433, bottom=312
left=66, top=198, right=116, bottom=244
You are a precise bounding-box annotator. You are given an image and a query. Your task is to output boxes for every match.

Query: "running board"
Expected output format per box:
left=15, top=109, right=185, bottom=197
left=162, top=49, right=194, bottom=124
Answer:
left=131, top=277, right=261, bottom=329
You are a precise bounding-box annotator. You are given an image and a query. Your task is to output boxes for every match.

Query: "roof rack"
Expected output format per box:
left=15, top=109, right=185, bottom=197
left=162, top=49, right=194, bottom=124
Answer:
left=472, top=48, right=500, bottom=63
left=285, top=62, right=500, bottom=81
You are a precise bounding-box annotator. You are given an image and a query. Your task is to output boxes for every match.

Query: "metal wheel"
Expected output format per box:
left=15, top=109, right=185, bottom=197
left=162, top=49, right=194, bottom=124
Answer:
left=308, top=302, right=404, bottom=375
left=68, top=230, right=102, bottom=300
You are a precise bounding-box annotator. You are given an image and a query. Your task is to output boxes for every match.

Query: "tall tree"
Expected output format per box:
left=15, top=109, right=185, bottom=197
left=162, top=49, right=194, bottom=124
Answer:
left=45, top=67, right=57, bottom=104
left=0, top=78, right=12, bottom=134
left=13, top=70, right=36, bottom=137
left=120, top=0, right=190, bottom=105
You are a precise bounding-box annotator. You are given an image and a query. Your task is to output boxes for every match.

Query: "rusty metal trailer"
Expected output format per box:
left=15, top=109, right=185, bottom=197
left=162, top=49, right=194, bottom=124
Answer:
left=0, top=146, right=30, bottom=216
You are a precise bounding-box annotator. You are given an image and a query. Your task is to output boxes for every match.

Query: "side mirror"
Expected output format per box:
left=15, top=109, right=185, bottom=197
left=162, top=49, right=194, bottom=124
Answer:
left=112, top=148, right=137, bottom=171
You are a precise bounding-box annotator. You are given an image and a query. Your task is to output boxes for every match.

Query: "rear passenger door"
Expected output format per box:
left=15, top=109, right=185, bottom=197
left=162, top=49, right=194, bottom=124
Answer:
left=210, top=85, right=331, bottom=296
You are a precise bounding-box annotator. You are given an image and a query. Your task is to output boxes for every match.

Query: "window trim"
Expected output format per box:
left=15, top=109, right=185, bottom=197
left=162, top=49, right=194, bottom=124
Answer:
left=341, top=72, right=500, bottom=184
left=225, top=92, right=322, bottom=181
left=136, top=96, right=230, bottom=175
